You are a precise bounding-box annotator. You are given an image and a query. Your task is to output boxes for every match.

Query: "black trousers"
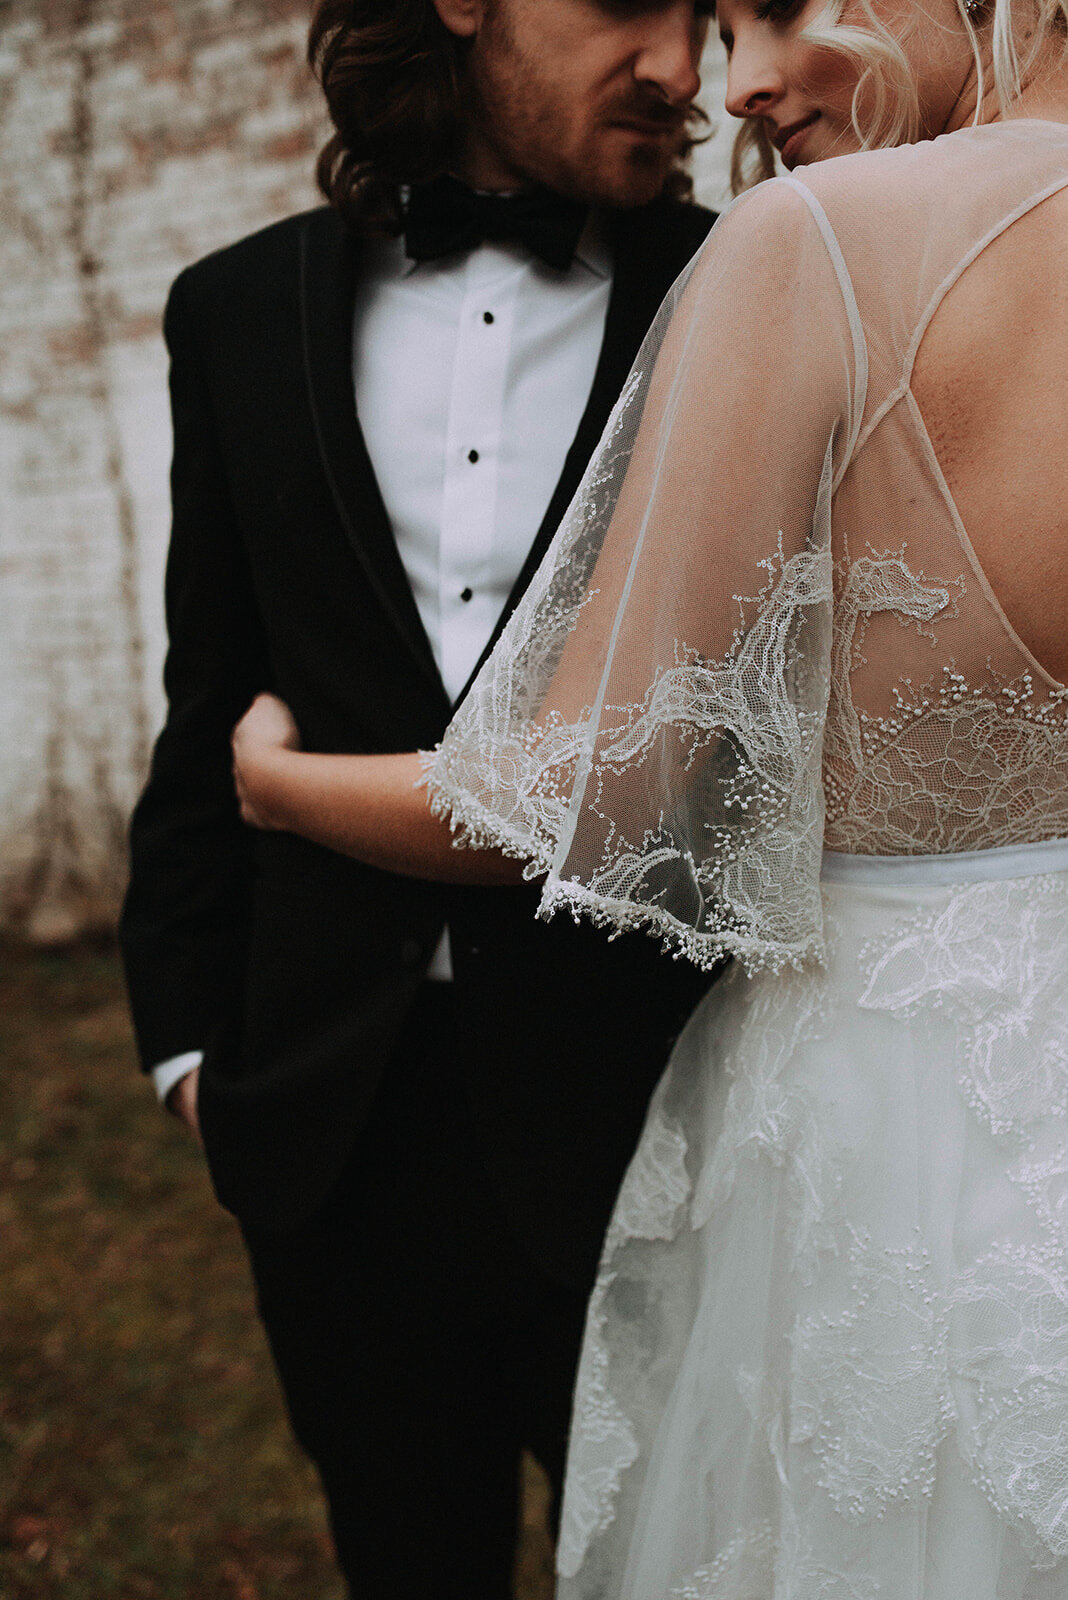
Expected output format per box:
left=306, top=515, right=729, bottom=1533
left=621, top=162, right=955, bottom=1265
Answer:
left=241, top=985, right=591, bottom=1599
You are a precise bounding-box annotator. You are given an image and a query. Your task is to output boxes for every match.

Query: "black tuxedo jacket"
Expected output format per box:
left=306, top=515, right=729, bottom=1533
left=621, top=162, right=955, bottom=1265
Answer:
left=120, top=197, right=716, bottom=1288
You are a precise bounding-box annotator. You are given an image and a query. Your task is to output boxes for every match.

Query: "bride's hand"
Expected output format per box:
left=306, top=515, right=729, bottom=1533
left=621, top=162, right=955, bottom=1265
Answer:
left=232, top=692, right=302, bottom=828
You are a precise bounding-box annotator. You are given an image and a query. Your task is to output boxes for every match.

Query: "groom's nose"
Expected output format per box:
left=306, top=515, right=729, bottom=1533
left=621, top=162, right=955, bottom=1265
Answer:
left=633, top=2, right=705, bottom=107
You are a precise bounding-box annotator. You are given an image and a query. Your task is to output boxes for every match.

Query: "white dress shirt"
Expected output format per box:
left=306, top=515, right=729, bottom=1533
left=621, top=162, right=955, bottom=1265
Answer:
left=352, top=224, right=612, bottom=704
left=152, top=218, right=613, bottom=1098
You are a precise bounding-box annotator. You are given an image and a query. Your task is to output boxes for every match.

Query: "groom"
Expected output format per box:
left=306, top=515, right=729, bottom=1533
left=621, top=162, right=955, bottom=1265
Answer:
left=121, top=0, right=714, bottom=1594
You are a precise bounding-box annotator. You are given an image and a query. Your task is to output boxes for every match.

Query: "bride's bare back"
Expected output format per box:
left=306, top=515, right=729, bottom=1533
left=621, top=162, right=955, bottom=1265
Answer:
left=789, top=120, right=1068, bottom=856
left=913, top=183, right=1068, bottom=682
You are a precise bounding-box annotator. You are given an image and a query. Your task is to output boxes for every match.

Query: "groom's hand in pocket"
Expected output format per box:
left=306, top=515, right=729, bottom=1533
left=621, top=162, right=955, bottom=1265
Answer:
left=166, top=1067, right=203, bottom=1147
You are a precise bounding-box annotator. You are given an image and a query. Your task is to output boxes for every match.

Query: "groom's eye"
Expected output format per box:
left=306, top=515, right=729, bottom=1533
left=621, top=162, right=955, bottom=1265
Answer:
left=598, top=0, right=714, bottom=14
left=754, top=0, right=805, bottom=20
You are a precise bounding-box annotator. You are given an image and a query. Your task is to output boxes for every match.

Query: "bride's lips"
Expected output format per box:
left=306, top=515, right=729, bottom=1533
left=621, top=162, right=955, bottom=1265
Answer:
left=772, top=112, right=821, bottom=168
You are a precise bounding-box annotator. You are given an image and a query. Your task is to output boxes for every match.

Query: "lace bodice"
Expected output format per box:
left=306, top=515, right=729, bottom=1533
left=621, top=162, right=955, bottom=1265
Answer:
left=429, top=122, right=1068, bottom=972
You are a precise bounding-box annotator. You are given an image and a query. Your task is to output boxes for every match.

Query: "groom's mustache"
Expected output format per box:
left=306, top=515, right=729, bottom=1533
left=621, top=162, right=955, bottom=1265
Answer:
left=604, top=92, right=694, bottom=133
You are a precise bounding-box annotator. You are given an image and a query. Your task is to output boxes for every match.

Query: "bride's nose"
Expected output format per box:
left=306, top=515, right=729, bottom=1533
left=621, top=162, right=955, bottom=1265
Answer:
left=724, top=40, right=787, bottom=119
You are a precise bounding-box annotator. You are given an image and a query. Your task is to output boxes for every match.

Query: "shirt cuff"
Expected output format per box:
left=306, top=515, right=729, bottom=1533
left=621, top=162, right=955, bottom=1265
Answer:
left=150, top=1051, right=204, bottom=1105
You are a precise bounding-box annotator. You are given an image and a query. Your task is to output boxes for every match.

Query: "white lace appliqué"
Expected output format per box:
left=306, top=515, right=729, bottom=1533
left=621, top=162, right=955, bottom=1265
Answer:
left=824, top=555, right=1068, bottom=855
left=952, top=1245, right=1068, bottom=1566
left=858, top=874, right=1068, bottom=1155
left=857, top=876, right=1068, bottom=1564
left=690, top=963, right=839, bottom=1281
left=789, top=1233, right=954, bottom=1520
left=670, top=1521, right=775, bottom=1598
left=558, top=1108, right=691, bottom=1580
left=430, top=539, right=834, bottom=976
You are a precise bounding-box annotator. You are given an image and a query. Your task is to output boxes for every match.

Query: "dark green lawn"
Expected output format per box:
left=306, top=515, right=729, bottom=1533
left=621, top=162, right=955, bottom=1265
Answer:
left=0, top=942, right=552, bottom=1599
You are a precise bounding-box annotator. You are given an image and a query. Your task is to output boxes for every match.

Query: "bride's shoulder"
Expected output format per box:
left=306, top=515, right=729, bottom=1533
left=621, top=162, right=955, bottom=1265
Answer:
left=712, top=141, right=940, bottom=267
left=744, top=125, right=1067, bottom=314
left=789, top=137, right=957, bottom=225
left=688, top=125, right=1068, bottom=320
left=792, top=122, right=1068, bottom=233
left=683, top=176, right=847, bottom=316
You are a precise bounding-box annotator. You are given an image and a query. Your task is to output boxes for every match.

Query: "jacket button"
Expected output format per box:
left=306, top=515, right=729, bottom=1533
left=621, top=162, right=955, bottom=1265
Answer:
left=400, top=938, right=422, bottom=969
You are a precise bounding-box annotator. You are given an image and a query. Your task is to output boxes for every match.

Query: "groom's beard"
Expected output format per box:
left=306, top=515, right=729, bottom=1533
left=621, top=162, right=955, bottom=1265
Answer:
left=463, top=3, right=694, bottom=209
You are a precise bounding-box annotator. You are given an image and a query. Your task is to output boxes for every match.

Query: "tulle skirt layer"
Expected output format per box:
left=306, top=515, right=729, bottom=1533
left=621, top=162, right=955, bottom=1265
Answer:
left=558, top=843, right=1068, bottom=1600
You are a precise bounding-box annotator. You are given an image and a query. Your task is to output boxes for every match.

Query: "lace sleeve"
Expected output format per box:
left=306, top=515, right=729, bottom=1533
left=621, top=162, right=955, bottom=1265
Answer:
left=427, top=178, right=866, bottom=972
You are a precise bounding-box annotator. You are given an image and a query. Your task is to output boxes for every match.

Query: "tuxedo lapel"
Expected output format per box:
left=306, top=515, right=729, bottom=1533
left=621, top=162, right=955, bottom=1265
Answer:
left=534, top=206, right=688, bottom=560
left=298, top=211, right=445, bottom=699
left=455, top=201, right=712, bottom=706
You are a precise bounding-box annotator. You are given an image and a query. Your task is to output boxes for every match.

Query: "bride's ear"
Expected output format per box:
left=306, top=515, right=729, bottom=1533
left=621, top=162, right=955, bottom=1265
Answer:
left=429, top=0, right=485, bottom=40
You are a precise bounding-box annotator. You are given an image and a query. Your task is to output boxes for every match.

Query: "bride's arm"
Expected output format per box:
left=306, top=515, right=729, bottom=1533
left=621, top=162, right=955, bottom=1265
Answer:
left=231, top=694, right=524, bottom=885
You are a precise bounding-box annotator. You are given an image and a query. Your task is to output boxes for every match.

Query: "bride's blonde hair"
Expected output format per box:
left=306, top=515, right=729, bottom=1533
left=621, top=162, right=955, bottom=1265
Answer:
left=731, top=0, right=1068, bottom=190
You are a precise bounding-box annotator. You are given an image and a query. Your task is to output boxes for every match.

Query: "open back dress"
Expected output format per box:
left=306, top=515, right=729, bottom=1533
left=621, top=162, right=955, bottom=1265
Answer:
left=428, top=120, right=1068, bottom=1598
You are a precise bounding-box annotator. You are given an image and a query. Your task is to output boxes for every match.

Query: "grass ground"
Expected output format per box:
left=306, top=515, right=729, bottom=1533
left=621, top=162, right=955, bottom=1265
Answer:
left=0, top=941, right=553, bottom=1600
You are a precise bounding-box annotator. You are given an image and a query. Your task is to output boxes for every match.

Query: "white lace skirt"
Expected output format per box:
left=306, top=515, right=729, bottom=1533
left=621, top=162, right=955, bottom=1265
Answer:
left=557, top=840, right=1068, bottom=1600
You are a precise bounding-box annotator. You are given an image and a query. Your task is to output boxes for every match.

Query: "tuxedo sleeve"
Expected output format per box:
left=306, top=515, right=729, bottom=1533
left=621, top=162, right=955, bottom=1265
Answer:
left=120, top=267, right=272, bottom=1074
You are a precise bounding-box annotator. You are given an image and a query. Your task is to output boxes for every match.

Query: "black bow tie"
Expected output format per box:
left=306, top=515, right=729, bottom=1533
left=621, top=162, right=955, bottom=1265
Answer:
left=404, top=176, right=589, bottom=273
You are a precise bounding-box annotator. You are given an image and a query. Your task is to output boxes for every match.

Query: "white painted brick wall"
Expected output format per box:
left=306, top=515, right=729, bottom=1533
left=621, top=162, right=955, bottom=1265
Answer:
left=0, top=0, right=326, bottom=940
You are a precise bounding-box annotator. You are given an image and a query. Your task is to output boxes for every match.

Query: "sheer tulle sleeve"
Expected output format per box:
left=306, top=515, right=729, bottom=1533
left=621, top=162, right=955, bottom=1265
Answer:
left=427, top=178, right=866, bottom=971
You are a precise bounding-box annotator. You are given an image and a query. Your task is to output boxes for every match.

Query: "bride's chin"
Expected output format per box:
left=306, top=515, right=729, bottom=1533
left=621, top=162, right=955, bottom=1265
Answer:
left=780, top=115, right=822, bottom=168
left=797, top=124, right=866, bottom=169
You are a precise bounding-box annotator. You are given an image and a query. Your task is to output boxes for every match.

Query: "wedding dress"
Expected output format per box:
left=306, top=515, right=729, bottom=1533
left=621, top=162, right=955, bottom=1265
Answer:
left=428, top=120, right=1068, bottom=1598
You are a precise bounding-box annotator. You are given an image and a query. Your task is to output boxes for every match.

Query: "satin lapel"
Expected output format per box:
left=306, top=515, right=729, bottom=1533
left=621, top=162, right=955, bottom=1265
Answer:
left=455, top=204, right=706, bottom=708
left=299, top=211, right=445, bottom=698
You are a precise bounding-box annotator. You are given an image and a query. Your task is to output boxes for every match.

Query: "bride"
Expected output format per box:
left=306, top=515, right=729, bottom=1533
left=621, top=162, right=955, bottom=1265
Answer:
left=230, top=0, right=1068, bottom=1589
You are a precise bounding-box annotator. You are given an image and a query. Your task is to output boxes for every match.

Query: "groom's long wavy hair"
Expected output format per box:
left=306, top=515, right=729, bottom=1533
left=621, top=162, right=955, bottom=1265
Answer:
left=308, top=0, right=704, bottom=236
